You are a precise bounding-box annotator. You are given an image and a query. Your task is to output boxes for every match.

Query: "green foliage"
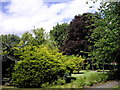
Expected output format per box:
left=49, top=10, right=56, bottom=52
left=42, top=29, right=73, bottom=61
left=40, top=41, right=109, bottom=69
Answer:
left=65, top=55, right=84, bottom=72
left=89, top=2, right=120, bottom=66
left=12, top=45, right=65, bottom=88
left=112, top=85, right=120, bottom=88
left=50, top=71, right=109, bottom=88
left=21, top=32, right=36, bottom=46
left=76, top=72, right=108, bottom=87
left=50, top=77, right=66, bottom=86
left=12, top=44, right=84, bottom=88
left=0, top=34, right=20, bottom=60
left=21, top=28, right=46, bottom=46
left=0, top=34, right=20, bottom=78
left=32, top=28, right=46, bottom=45
left=12, top=60, right=65, bottom=88
left=50, top=23, right=69, bottom=47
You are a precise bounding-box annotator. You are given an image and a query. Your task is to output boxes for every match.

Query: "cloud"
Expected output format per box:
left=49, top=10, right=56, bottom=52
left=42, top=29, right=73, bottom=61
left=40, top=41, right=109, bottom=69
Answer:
left=0, top=0, right=101, bottom=36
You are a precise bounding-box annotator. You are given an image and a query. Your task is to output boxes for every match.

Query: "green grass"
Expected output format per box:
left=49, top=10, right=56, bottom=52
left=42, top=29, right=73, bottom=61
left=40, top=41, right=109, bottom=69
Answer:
left=112, top=85, right=120, bottom=88
left=71, top=70, right=98, bottom=78
left=49, top=70, right=109, bottom=88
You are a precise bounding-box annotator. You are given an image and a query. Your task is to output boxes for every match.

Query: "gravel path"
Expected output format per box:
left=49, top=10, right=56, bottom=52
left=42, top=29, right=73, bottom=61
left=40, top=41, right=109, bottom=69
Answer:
left=90, top=81, right=120, bottom=88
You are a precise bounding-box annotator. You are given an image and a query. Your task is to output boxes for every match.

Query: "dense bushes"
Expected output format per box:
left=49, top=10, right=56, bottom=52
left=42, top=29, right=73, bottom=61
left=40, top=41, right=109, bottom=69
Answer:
left=12, top=60, right=65, bottom=88
left=12, top=44, right=84, bottom=88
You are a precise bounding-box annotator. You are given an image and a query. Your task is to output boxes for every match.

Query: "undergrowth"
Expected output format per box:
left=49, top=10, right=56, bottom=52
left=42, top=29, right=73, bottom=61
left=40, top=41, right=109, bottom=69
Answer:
left=48, top=71, right=109, bottom=88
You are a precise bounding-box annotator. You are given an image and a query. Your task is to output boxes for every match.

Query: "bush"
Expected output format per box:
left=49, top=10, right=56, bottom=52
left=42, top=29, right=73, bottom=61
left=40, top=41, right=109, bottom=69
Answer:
left=12, top=45, right=66, bottom=88
left=51, top=77, right=66, bottom=86
left=12, top=60, right=66, bottom=88
left=12, top=44, right=84, bottom=88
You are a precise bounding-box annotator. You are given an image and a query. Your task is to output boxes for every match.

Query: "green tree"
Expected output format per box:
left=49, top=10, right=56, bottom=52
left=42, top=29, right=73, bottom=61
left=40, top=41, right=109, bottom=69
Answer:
left=89, top=2, right=120, bottom=75
left=20, top=28, right=46, bottom=46
left=32, top=28, right=46, bottom=45
left=50, top=23, right=69, bottom=47
left=21, top=32, right=36, bottom=46
left=0, top=34, right=20, bottom=78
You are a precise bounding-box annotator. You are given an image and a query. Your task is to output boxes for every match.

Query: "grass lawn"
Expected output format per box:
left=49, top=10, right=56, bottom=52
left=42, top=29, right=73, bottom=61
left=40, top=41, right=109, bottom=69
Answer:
left=71, top=70, right=98, bottom=77
left=112, top=85, right=120, bottom=88
left=49, top=70, right=109, bottom=88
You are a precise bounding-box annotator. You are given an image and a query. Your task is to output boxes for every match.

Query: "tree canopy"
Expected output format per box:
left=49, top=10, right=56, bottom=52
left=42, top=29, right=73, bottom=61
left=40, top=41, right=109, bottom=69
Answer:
left=89, top=2, right=120, bottom=63
left=1, top=1, right=120, bottom=87
left=61, top=13, right=100, bottom=57
left=50, top=23, right=69, bottom=47
left=0, top=34, right=20, bottom=78
left=21, top=28, right=46, bottom=46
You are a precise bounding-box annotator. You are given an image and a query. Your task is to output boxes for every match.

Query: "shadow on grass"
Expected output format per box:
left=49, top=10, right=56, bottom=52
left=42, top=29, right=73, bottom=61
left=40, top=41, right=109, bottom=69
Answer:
left=65, top=76, right=76, bottom=83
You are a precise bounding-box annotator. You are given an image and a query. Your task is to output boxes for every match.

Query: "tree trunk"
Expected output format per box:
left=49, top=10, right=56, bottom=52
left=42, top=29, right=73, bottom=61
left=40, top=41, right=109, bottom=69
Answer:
left=103, top=64, right=104, bottom=73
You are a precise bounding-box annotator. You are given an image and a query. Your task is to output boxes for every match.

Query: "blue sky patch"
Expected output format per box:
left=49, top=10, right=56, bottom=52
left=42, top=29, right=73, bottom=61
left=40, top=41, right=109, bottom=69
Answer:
left=62, top=18, right=72, bottom=23
left=44, top=2, right=60, bottom=7
left=1, top=2, right=11, bottom=13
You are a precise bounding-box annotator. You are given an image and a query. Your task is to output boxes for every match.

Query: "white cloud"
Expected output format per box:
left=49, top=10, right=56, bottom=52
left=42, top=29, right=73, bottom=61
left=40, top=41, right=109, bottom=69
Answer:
left=0, top=0, right=101, bottom=36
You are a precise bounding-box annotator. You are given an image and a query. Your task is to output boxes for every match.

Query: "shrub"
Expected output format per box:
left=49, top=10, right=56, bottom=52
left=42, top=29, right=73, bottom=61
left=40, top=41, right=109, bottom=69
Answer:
left=12, top=44, right=84, bottom=88
left=12, top=59, right=66, bottom=88
left=12, top=45, right=66, bottom=88
left=13, top=60, right=65, bottom=87
left=51, top=77, right=66, bottom=86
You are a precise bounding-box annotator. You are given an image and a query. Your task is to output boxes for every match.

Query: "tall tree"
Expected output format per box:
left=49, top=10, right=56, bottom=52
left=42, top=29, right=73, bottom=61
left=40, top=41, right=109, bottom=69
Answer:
left=61, top=13, right=99, bottom=57
left=50, top=23, right=69, bottom=47
left=20, top=32, right=36, bottom=46
left=32, top=28, right=46, bottom=45
left=89, top=2, right=120, bottom=77
left=20, top=28, right=46, bottom=46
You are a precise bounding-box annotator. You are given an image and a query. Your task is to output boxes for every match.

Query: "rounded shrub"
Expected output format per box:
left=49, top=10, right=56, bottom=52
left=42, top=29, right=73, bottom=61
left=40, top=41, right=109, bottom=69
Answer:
left=12, top=45, right=66, bottom=88
left=12, top=59, right=66, bottom=88
left=12, top=44, right=84, bottom=88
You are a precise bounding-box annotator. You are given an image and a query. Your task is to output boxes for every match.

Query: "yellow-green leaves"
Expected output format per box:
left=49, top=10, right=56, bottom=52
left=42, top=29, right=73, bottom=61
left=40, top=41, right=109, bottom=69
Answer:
left=12, top=44, right=84, bottom=88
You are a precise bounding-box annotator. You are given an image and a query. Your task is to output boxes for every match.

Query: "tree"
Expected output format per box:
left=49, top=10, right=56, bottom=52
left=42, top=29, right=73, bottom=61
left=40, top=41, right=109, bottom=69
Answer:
left=61, top=13, right=99, bottom=57
left=0, top=34, right=20, bottom=78
left=50, top=23, right=69, bottom=47
left=89, top=2, right=120, bottom=75
left=20, top=28, right=46, bottom=46
left=32, top=28, right=46, bottom=45
left=20, top=32, right=36, bottom=46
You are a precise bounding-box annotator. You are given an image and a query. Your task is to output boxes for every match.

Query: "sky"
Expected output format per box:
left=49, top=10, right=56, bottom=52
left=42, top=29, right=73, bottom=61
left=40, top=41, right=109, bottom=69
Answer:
left=0, top=0, right=102, bottom=36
